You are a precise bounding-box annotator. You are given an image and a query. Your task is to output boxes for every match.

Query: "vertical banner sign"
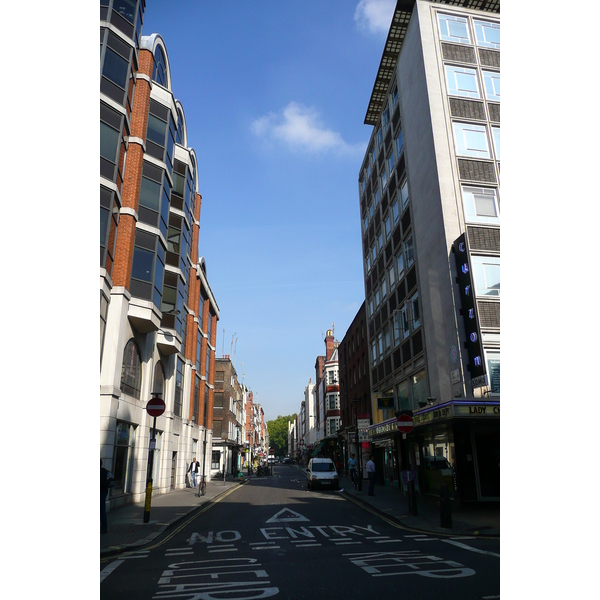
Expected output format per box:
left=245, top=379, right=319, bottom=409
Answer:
left=453, top=234, right=486, bottom=380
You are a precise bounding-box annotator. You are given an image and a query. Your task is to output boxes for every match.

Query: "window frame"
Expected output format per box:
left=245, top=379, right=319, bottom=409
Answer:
left=445, top=65, right=481, bottom=99
left=482, top=70, right=500, bottom=102
left=474, top=19, right=500, bottom=49
left=471, top=255, right=500, bottom=298
left=453, top=122, right=491, bottom=159
left=437, top=13, right=472, bottom=45
left=461, top=185, right=500, bottom=225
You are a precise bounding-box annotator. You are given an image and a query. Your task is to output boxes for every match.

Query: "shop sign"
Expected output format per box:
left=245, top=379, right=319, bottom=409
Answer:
left=454, top=404, right=499, bottom=417
left=367, top=420, right=398, bottom=438
left=451, top=369, right=461, bottom=384
left=357, top=418, right=371, bottom=430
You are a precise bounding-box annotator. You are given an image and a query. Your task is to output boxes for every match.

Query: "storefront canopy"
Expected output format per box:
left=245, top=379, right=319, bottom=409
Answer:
left=310, top=440, right=326, bottom=457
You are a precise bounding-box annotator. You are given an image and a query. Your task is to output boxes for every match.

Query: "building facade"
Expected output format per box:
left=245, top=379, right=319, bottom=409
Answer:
left=338, top=302, right=372, bottom=477
left=213, top=357, right=245, bottom=475
left=358, top=0, right=499, bottom=501
left=100, top=0, right=219, bottom=510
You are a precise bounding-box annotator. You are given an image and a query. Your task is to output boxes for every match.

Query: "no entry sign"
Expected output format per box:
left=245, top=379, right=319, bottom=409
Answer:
left=397, top=414, right=414, bottom=433
left=146, top=397, right=166, bottom=417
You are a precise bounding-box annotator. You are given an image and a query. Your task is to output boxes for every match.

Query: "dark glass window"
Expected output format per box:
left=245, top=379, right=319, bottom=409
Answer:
left=130, top=229, right=165, bottom=308
left=100, top=102, right=123, bottom=181
left=174, top=357, right=184, bottom=417
left=121, top=339, right=142, bottom=399
left=138, top=161, right=170, bottom=238
left=153, top=46, right=167, bottom=86
left=153, top=361, right=164, bottom=397
left=102, top=47, right=129, bottom=89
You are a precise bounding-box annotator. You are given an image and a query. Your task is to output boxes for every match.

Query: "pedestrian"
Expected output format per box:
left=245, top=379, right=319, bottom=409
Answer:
left=348, top=453, right=357, bottom=484
left=188, top=457, right=199, bottom=488
left=366, top=455, right=376, bottom=496
left=100, top=459, right=114, bottom=534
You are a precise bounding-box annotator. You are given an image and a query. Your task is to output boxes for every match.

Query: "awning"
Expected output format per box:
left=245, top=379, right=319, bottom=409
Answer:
left=310, top=440, right=326, bottom=457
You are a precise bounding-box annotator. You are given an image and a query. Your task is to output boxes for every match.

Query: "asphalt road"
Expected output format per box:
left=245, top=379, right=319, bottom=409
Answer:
left=101, top=464, right=500, bottom=599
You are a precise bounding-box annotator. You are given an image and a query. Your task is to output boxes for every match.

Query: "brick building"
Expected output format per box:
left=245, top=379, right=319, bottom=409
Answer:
left=100, top=0, right=219, bottom=510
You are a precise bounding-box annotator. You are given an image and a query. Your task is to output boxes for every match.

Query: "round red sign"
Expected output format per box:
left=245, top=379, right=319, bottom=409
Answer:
left=147, top=397, right=166, bottom=417
left=397, top=414, right=414, bottom=433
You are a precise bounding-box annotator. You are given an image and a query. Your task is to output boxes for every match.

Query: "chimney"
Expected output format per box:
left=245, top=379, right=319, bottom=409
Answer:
left=325, top=329, right=335, bottom=361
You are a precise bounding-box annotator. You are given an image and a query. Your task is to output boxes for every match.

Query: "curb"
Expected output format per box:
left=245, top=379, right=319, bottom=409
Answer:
left=100, top=481, right=248, bottom=560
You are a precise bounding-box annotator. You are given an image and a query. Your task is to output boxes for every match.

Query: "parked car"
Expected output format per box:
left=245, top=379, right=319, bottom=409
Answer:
left=306, top=458, right=340, bottom=491
left=283, top=457, right=291, bottom=464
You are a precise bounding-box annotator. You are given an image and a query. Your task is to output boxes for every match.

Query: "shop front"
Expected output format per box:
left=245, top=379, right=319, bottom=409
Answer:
left=412, top=400, right=500, bottom=502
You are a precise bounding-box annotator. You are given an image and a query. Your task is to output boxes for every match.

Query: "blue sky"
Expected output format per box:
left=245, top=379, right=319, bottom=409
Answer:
left=141, top=1, right=397, bottom=421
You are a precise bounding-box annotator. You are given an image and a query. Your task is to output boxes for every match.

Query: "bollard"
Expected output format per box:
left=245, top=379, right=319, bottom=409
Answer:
left=143, top=480, right=153, bottom=523
left=440, top=484, right=452, bottom=529
left=408, top=479, right=418, bottom=515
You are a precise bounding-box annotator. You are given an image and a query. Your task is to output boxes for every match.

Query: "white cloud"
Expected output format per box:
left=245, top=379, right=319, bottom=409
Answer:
left=251, top=102, right=363, bottom=156
left=354, top=0, right=396, bottom=36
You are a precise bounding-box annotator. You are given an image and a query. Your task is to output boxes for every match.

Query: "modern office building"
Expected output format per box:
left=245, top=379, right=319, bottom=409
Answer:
left=358, top=0, right=499, bottom=501
left=100, top=0, right=219, bottom=510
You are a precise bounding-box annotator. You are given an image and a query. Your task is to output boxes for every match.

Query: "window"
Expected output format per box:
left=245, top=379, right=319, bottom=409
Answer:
left=492, top=127, right=500, bottom=160
left=174, top=356, right=184, bottom=417
left=211, top=451, right=221, bottom=470
left=396, top=244, right=404, bottom=277
left=471, top=256, right=500, bottom=297
left=396, top=379, right=410, bottom=411
left=395, top=130, right=404, bottom=158
left=153, top=361, right=165, bottom=398
left=328, top=394, right=339, bottom=410
left=400, top=305, right=410, bottom=339
left=384, top=213, right=391, bottom=239
left=382, top=107, right=390, bottom=133
left=483, top=71, right=500, bottom=101
left=400, top=178, right=409, bottom=210
left=405, top=235, right=414, bottom=268
left=392, top=83, right=399, bottom=108
left=411, top=370, right=427, bottom=408
left=130, top=229, right=166, bottom=308
left=461, top=186, right=499, bottom=225
left=485, top=349, right=500, bottom=395
left=153, top=45, right=168, bottom=87
left=381, top=168, right=388, bottom=190
left=453, top=123, right=490, bottom=159
left=474, top=20, right=500, bottom=49
left=387, top=152, right=395, bottom=177
left=112, top=422, right=136, bottom=494
left=121, top=339, right=142, bottom=399
left=391, top=195, right=400, bottom=224
left=410, top=292, right=421, bottom=329
left=376, top=127, right=383, bottom=148
left=445, top=66, right=480, bottom=99
left=438, top=13, right=471, bottom=45
left=388, top=264, right=396, bottom=289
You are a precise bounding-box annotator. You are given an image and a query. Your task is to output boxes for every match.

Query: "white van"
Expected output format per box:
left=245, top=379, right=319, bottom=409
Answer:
left=306, top=458, right=340, bottom=491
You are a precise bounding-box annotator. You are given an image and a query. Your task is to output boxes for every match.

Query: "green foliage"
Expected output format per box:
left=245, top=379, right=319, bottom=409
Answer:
left=267, top=414, right=297, bottom=457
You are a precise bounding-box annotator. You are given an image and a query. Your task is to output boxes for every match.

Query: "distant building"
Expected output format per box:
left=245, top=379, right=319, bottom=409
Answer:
left=213, top=356, right=245, bottom=475
left=357, top=0, right=499, bottom=501
left=100, top=1, right=219, bottom=509
left=338, top=302, right=372, bottom=474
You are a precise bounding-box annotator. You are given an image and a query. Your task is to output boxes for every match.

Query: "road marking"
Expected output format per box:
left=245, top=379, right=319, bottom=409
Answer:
left=100, top=560, right=124, bottom=583
left=375, top=539, right=403, bottom=544
left=442, top=539, right=500, bottom=557
left=266, top=508, right=310, bottom=523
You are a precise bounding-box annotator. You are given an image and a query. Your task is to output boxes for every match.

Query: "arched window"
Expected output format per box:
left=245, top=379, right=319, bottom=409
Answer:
left=152, top=46, right=167, bottom=87
left=121, top=339, right=142, bottom=399
left=175, top=108, right=184, bottom=145
left=152, top=361, right=165, bottom=398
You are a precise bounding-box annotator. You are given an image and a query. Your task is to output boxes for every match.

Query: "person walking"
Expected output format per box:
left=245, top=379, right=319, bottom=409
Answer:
left=366, top=455, right=376, bottom=496
left=100, top=460, right=114, bottom=534
left=188, top=457, right=199, bottom=488
left=348, top=453, right=357, bottom=484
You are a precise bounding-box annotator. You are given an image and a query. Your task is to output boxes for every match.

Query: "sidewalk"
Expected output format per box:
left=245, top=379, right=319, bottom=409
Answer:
left=101, top=468, right=499, bottom=558
left=100, top=477, right=246, bottom=558
left=338, top=472, right=500, bottom=538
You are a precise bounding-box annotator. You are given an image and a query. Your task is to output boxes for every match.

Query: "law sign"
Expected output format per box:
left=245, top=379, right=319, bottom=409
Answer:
left=146, top=396, right=166, bottom=417
left=397, top=414, right=414, bottom=433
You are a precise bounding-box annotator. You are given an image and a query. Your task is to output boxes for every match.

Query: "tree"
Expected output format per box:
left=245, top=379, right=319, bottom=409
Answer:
left=267, top=414, right=297, bottom=457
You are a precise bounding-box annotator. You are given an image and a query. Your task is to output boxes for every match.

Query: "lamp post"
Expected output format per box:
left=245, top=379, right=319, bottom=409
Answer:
left=144, top=393, right=165, bottom=523
left=198, top=426, right=207, bottom=497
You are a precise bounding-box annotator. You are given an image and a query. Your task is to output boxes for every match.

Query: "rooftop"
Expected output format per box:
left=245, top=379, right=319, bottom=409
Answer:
left=364, top=0, right=500, bottom=125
